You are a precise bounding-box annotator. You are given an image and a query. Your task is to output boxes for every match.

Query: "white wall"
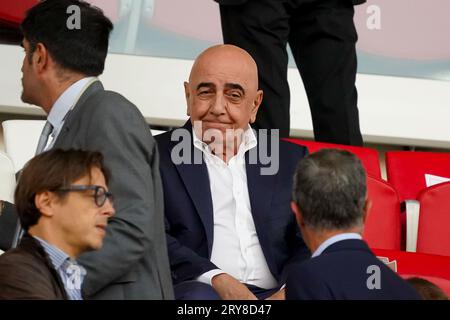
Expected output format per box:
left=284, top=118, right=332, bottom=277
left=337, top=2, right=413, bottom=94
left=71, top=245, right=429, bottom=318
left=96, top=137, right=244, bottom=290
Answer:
left=1, top=44, right=450, bottom=149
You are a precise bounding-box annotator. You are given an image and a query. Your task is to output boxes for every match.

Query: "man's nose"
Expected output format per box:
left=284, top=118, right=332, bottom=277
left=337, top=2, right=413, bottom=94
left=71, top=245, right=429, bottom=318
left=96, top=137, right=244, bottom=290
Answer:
left=102, top=199, right=115, bottom=217
left=210, top=94, right=227, bottom=115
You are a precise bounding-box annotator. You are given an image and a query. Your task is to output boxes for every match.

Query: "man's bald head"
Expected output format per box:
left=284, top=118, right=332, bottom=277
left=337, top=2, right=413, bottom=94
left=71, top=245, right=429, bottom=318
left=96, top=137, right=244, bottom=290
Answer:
left=189, top=45, right=260, bottom=92
left=184, top=44, right=263, bottom=146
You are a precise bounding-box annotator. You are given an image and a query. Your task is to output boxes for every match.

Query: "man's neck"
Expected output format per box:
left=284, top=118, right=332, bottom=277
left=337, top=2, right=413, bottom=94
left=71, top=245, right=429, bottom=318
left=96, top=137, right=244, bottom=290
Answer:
left=209, top=135, right=243, bottom=164
left=41, top=74, right=87, bottom=113
left=306, top=227, right=363, bottom=254
left=29, top=227, right=79, bottom=259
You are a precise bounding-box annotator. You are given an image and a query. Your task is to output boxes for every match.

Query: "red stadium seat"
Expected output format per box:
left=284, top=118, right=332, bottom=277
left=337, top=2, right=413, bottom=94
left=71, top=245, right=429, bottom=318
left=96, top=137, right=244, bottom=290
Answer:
left=415, top=181, right=450, bottom=257
left=386, top=151, right=450, bottom=202
left=372, top=248, right=450, bottom=296
left=0, top=0, right=38, bottom=26
left=284, top=138, right=382, bottom=179
left=364, top=176, right=401, bottom=250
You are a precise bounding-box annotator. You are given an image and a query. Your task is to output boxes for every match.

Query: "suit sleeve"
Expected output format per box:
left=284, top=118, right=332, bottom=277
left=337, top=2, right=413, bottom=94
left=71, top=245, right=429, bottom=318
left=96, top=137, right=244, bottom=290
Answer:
left=77, top=95, right=166, bottom=297
left=165, top=222, right=218, bottom=284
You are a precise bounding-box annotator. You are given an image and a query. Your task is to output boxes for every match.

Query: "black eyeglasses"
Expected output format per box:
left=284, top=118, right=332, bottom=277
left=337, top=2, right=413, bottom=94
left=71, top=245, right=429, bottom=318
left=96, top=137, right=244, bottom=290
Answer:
left=56, top=185, right=113, bottom=207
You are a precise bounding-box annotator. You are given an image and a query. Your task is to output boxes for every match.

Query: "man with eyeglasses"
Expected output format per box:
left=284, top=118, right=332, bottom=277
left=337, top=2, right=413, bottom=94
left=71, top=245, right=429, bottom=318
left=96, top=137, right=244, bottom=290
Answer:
left=0, top=149, right=115, bottom=300
left=13, top=0, right=173, bottom=299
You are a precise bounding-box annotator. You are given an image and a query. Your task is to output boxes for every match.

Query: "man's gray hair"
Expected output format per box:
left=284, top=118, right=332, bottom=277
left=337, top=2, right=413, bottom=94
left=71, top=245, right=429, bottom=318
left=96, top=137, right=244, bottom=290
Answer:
left=292, top=149, right=367, bottom=231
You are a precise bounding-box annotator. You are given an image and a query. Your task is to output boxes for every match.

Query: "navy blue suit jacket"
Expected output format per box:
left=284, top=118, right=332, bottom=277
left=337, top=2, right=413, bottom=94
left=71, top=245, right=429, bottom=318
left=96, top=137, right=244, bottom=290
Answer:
left=155, top=121, right=310, bottom=286
left=286, top=239, right=421, bottom=300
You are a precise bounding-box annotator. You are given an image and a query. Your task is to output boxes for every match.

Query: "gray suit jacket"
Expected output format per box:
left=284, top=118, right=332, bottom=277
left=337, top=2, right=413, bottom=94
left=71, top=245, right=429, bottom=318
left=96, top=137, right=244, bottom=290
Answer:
left=52, top=80, right=173, bottom=299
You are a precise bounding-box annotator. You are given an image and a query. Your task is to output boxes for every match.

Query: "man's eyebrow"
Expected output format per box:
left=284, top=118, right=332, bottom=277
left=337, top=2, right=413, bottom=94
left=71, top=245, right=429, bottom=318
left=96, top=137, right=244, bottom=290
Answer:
left=196, top=82, right=215, bottom=90
left=225, top=83, right=245, bottom=94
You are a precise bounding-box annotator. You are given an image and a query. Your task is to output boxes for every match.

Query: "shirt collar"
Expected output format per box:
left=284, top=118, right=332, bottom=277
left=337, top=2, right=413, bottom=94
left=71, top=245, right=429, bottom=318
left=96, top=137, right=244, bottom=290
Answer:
left=193, top=124, right=257, bottom=158
left=311, top=233, right=362, bottom=258
left=47, top=77, right=97, bottom=133
left=33, top=236, right=70, bottom=270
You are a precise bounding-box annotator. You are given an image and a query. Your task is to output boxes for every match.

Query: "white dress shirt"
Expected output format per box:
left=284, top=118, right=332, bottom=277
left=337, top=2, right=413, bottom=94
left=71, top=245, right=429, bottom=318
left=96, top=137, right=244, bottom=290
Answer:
left=312, top=233, right=362, bottom=258
left=194, top=127, right=278, bottom=289
left=44, top=77, right=97, bottom=151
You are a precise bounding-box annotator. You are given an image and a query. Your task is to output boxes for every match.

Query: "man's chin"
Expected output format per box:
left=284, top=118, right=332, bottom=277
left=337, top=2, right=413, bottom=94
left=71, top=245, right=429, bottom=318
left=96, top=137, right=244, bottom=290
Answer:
left=20, top=92, right=31, bottom=105
left=203, top=123, right=233, bottom=132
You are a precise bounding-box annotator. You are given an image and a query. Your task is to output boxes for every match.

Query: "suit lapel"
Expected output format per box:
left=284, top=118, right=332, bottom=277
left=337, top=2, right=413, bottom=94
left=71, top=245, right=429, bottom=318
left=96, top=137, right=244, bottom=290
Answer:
left=172, top=122, right=215, bottom=254
left=53, top=80, right=104, bottom=147
left=245, top=145, right=277, bottom=251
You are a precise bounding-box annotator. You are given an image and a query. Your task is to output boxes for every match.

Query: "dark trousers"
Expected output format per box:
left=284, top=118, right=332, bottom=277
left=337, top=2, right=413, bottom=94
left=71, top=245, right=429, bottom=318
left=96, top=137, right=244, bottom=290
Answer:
left=219, top=0, right=363, bottom=145
left=174, top=280, right=279, bottom=300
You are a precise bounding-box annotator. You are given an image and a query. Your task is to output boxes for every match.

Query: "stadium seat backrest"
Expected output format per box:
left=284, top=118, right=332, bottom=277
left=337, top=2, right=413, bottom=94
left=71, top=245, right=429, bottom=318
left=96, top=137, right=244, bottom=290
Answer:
left=0, top=152, right=16, bottom=203
left=364, top=176, right=401, bottom=250
left=2, top=120, right=45, bottom=172
left=416, top=181, right=450, bottom=257
left=372, top=248, right=450, bottom=297
left=284, top=138, right=382, bottom=178
left=386, top=151, right=450, bottom=201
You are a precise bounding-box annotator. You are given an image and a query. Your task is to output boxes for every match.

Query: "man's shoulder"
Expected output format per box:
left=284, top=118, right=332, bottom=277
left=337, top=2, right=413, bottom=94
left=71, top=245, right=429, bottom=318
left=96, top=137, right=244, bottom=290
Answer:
left=155, top=126, right=192, bottom=155
left=77, top=86, right=145, bottom=123
left=279, top=138, right=308, bottom=158
left=154, top=129, right=175, bottom=147
left=0, top=246, right=44, bottom=272
left=0, top=248, right=61, bottom=299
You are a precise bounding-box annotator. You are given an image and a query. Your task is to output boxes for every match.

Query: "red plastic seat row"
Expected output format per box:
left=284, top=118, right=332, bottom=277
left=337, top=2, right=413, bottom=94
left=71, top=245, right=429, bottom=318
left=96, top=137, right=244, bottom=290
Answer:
left=386, top=151, right=450, bottom=202
left=372, top=248, right=450, bottom=297
left=284, top=138, right=382, bottom=179
left=385, top=151, right=450, bottom=256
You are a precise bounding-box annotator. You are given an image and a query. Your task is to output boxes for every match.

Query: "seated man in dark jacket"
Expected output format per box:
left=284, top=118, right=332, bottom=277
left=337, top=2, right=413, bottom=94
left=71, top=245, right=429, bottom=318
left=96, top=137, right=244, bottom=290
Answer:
left=0, top=149, right=114, bottom=300
left=287, top=149, right=421, bottom=300
left=156, top=44, right=310, bottom=300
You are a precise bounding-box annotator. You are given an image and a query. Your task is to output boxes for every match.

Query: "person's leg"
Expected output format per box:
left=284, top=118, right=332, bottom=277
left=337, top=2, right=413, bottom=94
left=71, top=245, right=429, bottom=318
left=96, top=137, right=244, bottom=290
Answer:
left=219, top=0, right=291, bottom=138
left=174, top=280, right=221, bottom=300
left=288, top=0, right=363, bottom=146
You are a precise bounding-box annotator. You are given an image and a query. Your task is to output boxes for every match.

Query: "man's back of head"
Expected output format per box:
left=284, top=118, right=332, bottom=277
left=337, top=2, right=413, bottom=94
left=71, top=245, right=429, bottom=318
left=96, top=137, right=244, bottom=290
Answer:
left=292, top=148, right=367, bottom=237
left=21, top=0, right=113, bottom=77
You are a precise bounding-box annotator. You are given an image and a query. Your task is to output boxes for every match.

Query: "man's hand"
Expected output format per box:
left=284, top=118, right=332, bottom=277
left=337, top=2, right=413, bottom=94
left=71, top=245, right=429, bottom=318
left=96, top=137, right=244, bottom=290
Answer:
left=211, top=273, right=257, bottom=300
left=265, top=288, right=285, bottom=300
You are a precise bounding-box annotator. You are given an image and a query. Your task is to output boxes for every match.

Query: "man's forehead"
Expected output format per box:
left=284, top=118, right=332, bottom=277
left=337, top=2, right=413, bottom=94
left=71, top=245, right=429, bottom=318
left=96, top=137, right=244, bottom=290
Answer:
left=191, top=67, right=253, bottom=89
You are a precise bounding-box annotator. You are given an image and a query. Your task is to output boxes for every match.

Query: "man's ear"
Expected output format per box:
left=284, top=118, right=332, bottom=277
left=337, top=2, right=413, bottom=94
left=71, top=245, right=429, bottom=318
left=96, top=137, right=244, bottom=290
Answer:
left=249, top=90, right=263, bottom=123
left=33, top=43, right=50, bottom=74
left=291, top=201, right=305, bottom=227
left=184, top=82, right=191, bottom=116
left=35, top=191, right=56, bottom=218
left=362, top=199, right=372, bottom=224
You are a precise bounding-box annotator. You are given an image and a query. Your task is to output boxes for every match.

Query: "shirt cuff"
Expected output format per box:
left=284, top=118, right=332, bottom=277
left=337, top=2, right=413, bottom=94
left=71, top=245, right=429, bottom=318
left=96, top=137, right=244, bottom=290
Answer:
left=196, top=269, right=225, bottom=286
